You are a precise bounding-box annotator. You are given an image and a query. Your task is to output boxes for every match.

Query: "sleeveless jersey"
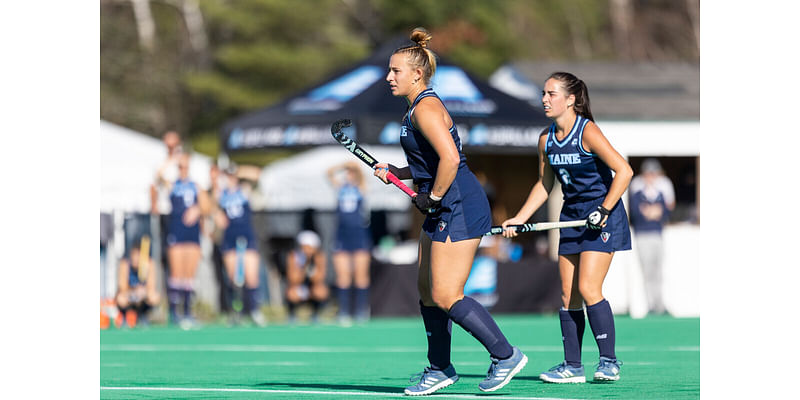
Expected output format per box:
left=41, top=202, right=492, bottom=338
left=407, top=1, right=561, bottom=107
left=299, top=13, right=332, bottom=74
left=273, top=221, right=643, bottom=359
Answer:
left=336, top=184, right=368, bottom=229
left=219, top=188, right=254, bottom=236
left=400, top=88, right=467, bottom=184
left=545, top=115, right=613, bottom=202
left=169, top=179, right=199, bottom=226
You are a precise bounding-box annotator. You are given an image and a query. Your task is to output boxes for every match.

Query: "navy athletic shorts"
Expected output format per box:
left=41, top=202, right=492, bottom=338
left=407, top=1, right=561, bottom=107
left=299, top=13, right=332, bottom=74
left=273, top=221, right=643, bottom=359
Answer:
left=558, top=197, right=632, bottom=254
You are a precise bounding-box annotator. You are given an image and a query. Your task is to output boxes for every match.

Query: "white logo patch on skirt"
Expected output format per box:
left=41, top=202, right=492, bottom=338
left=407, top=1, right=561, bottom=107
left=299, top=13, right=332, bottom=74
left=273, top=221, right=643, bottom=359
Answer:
left=601, top=232, right=611, bottom=243
left=438, top=220, right=447, bottom=232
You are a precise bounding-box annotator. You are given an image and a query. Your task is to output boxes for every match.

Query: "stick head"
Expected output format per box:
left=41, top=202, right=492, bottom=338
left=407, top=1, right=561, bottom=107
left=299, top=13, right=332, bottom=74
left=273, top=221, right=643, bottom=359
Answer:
left=330, top=119, right=352, bottom=140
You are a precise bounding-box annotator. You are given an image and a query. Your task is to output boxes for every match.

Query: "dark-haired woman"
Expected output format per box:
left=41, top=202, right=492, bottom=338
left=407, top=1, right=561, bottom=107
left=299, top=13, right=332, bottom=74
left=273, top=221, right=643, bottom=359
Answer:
left=374, top=27, right=526, bottom=395
left=501, top=72, right=632, bottom=383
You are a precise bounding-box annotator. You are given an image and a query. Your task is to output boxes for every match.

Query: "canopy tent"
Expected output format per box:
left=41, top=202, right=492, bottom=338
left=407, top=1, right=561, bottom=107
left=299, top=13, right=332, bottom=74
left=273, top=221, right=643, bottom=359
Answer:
left=100, top=120, right=212, bottom=213
left=221, top=37, right=550, bottom=155
left=258, top=145, right=411, bottom=211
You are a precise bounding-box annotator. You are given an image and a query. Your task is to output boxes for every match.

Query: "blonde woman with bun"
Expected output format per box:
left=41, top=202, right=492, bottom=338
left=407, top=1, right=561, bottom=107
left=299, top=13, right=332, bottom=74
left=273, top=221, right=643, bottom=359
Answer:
left=374, top=28, right=527, bottom=395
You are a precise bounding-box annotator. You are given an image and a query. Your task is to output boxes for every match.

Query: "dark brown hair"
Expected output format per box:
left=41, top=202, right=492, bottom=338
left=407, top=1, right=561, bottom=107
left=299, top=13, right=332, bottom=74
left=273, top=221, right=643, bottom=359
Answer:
left=393, top=27, right=438, bottom=86
left=547, top=71, right=594, bottom=122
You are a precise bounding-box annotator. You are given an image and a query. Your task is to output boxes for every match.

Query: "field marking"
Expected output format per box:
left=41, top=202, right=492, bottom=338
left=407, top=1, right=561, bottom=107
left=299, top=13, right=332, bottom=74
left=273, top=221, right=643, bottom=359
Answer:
left=100, top=344, right=698, bottom=353
left=226, top=361, right=309, bottom=366
left=100, top=386, right=579, bottom=399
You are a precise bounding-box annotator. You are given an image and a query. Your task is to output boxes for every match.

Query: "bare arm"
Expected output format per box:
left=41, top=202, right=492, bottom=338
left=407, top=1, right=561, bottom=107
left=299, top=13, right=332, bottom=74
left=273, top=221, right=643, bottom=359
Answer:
left=582, top=121, right=633, bottom=211
left=412, top=98, right=460, bottom=198
left=286, top=253, right=304, bottom=285
left=311, top=252, right=327, bottom=284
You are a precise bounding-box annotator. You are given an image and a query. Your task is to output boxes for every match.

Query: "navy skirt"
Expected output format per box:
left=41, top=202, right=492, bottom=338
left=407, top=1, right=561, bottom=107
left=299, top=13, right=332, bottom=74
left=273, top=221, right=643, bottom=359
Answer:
left=558, top=197, right=632, bottom=254
left=418, top=166, right=492, bottom=243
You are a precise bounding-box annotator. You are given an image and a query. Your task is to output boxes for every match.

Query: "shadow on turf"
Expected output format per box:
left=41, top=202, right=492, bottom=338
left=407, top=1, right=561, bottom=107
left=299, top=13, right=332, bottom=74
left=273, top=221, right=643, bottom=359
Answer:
left=256, top=381, right=400, bottom=394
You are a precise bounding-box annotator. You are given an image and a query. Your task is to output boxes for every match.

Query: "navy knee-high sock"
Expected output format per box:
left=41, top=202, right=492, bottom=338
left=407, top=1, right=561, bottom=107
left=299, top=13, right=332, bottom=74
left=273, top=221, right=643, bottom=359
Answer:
left=244, top=287, right=260, bottom=313
left=182, top=288, right=193, bottom=318
left=448, top=296, right=513, bottom=360
left=586, top=299, right=616, bottom=360
left=420, top=301, right=452, bottom=370
left=337, top=286, right=352, bottom=317
left=354, top=287, right=369, bottom=319
left=166, top=280, right=181, bottom=322
left=560, top=308, right=586, bottom=367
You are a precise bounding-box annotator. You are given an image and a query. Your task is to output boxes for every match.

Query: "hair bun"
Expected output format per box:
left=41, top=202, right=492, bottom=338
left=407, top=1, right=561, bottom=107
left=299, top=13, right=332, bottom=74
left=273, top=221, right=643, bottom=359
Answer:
left=410, top=27, right=432, bottom=48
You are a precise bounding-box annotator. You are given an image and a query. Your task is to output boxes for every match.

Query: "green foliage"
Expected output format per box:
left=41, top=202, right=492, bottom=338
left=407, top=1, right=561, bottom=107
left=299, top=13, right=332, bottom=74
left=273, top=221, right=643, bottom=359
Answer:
left=101, top=0, right=697, bottom=165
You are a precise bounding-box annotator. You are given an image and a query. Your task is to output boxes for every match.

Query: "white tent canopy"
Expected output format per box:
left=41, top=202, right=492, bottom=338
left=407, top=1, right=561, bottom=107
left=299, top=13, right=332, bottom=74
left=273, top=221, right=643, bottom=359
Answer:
left=100, top=120, right=212, bottom=213
left=258, top=146, right=412, bottom=211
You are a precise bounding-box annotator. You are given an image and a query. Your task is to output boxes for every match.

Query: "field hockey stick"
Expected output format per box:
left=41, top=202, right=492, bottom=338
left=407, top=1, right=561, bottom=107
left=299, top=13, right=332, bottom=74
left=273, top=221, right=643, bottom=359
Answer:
left=232, top=236, right=247, bottom=314
left=330, top=119, right=418, bottom=198
left=484, top=220, right=587, bottom=236
left=138, top=235, right=150, bottom=282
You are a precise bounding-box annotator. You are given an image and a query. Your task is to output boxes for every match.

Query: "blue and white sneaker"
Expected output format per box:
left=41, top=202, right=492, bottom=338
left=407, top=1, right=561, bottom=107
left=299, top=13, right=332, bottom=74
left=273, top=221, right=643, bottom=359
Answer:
left=404, top=365, right=459, bottom=396
left=539, top=361, right=586, bottom=383
left=593, top=356, right=622, bottom=381
left=478, top=346, right=528, bottom=392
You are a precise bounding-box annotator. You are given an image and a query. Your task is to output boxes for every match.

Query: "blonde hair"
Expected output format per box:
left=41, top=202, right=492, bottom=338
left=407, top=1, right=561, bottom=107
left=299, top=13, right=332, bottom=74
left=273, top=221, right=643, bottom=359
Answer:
left=393, top=27, right=438, bottom=86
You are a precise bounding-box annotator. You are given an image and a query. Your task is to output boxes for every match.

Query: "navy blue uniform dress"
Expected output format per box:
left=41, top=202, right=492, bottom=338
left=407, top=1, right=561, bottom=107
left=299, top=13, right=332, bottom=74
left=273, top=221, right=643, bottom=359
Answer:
left=333, top=183, right=371, bottom=252
left=400, top=88, right=491, bottom=242
left=167, top=179, right=201, bottom=246
left=219, top=188, right=257, bottom=253
left=545, top=115, right=631, bottom=254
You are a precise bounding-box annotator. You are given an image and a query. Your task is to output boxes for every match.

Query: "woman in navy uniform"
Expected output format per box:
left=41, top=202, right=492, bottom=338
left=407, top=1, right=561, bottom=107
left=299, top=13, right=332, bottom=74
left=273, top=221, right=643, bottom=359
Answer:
left=166, top=153, right=210, bottom=328
left=374, top=27, right=526, bottom=395
left=327, top=161, right=372, bottom=325
left=214, top=166, right=265, bottom=326
left=501, top=72, right=632, bottom=383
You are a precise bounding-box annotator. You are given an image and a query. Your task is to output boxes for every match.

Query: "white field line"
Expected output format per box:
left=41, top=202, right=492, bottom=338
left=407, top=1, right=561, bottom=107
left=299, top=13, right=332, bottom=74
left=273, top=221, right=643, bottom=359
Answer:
left=100, top=386, right=580, bottom=400
left=100, top=344, right=698, bottom=353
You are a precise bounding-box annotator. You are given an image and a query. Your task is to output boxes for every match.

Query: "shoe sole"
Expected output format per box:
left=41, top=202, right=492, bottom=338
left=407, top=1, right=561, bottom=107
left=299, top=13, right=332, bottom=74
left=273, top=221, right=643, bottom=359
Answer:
left=404, top=376, right=458, bottom=396
left=593, top=373, right=620, bottom=382
left=539, top=374, right=586, bottom=384
left=478, top=354, right=528, bottom=392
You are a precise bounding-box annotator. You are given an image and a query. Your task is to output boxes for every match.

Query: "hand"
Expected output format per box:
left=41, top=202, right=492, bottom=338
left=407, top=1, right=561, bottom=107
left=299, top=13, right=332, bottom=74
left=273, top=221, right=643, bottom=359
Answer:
left=183, top=206, right=201, bottom=226
left=373, top=163, right=399, bottom=184
left=412, top=192, right=441, bottom=214
left=500, top=217, right=527, bottom=238
left=587, top=205, right=610, bottom=230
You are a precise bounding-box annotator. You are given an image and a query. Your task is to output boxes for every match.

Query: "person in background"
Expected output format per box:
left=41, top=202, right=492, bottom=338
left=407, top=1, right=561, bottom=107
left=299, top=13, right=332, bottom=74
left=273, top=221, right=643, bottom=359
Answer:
left=115, top=238, right=160, bottom=328
left=327, top=161, right=372, bottom=325
left=501, top=71, right=632, bottom=383
left=165, top=153, right=210, bottom=329
left=206, top=164, right=233, bottom=322
left=214, top=165, right=266, bottom=326
left=629, top=158, right=674, bottom=315
left=285, top=230, right=329, bottom=324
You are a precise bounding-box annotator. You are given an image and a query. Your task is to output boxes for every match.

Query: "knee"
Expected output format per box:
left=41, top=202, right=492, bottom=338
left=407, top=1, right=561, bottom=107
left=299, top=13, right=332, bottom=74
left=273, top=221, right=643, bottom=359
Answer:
left=116, top=292, right=129, bottom=308
left=578, top=283, right=602, bottom=304
left=148, top=292, right=161, bottom=306
left=430, top=291, right=461, bottom=311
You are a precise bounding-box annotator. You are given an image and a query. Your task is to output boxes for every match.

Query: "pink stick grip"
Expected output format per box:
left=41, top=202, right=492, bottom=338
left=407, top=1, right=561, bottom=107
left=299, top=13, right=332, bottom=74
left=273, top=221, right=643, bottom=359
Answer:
left=385, top=172, right=417, bottom=198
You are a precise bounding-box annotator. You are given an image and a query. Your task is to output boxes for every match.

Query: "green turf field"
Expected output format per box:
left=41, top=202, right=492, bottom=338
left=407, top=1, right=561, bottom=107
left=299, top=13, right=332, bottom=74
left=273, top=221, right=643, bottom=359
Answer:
left=100, top=314, right=699, bottom=399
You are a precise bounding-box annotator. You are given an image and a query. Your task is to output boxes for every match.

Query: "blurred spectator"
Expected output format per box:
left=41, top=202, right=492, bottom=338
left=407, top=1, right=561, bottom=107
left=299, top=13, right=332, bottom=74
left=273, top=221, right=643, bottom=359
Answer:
left=150, top=131, right=184, bottom=280
left=327, top=161, right=372, bottom=325
left=214, top=165, right=267, bottom=327
left=285, top=230, right=329, bottom=323
left=165, top=153, right=210, bottom=328
left=629, top=158, right=674, bottom=315
left=115, top=237, right=160, bottom=328
left=205, top=163, right=233, bottom=321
